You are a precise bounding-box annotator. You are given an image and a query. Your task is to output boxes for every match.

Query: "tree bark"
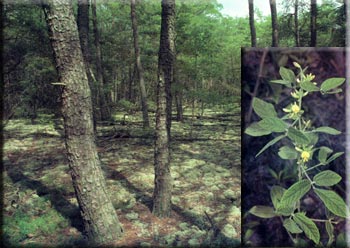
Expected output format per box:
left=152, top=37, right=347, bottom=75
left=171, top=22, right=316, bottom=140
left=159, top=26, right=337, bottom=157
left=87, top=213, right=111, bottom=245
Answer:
left=91, top=0, right=111, bottom=121
left=310, top=0, right=317, bottom=46
left=42, top=0, right=123, bottom=244
left=269, top=0, right=279, bottom=47
left=130, top=0, right=150, bottom=128
left=77, top=0, right=99, bottom=129
left=294, top=0, right=300, bottom=46
left=248, top=0, right=257, bottom=47
left=153, top=0, right=175, bottom=218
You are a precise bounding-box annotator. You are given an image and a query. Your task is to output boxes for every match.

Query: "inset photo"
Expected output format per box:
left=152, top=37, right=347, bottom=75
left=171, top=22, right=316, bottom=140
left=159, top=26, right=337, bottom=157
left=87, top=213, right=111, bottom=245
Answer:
left=242, top=48, right=347, bottom=247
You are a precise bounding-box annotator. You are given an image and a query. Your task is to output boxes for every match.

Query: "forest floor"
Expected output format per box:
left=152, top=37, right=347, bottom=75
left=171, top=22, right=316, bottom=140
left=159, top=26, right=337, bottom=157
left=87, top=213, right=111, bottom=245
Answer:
left=3, top=104, right=241, bottom=247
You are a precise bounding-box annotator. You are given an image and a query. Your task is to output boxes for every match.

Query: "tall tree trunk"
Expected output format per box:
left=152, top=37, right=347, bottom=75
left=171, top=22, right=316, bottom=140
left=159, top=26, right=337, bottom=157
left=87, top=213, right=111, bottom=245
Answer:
left=248, top=0, right=257, bottom=47
left=294, top=0, right=300, bottom=46
left=269, top=0, right=279, bottom=47
left=77, top=0, right=99, bottom=130
left=130, top=0, right=150, bottom=128
left=310, top=0, right=317, bottom=46
left=42, top=0, right=123, bottom=245
left=91, top=0, right=111, bottom=121
left=153, top=0, right=175, bottom=218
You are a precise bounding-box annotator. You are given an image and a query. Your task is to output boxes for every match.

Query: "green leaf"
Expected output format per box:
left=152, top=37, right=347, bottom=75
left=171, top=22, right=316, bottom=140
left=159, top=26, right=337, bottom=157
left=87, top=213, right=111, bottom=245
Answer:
left=270, top=79, right=291, bottom=86
left=278, top=146, right=298, bottom=160
left=287, top=127, right=310, bottom=145
left=300, top=80, right=319, bottom=92
left=256, top=135, right=285, bottom=157
left=252, top=97, right=277, bottom=119
left=304, top=132, right=318, bottom=146
left=326, top=152, right=344, bottom=164
left=258, top=118, right=288, bottom=133
left=270, top=185, right=285, bottom=209
left=245, top=122, right=271, bottom=136
left=320, top=78, right=345, bottom=93
left=280, top=67, right=295, bottom=83
left=324, top=88, right=343, bottom=94
left=312, top=127, right=341, bottom=135
left=318, top=146, right=333, bottom=164
left=268, top=168, right=278, bottom=180
left=283, top=218, right=303, bottom=234
left=313, top=170, right=341, bottom=187
left=277, top=180, right=311, bottom=211
left=249, top=205, right=276, bottom=218
left=314, top=188, right=347, bottom=218
left=293, top=212, right=320, bottom=244
left=325, top=221, right=334, bottom=246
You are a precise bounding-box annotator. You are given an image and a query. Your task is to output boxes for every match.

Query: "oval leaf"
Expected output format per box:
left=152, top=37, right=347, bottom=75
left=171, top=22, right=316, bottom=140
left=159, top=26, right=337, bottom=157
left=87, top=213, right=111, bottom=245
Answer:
left=280, top=67, right=295, bottom=83
left=287, top=127, right=310, bottom=145
left=312, top=127, right=341, bottom=135
left=270, top=79, right=291, bottom=85
left=270, top=185, right=285, bottom=209
left=300, top=81, right=319, bottom=92
left=258, top=118, right=288, bottom=133
left=278, top=146, right=298, bottom=160
left=318, top=146, right=333, bottom=164
left=245, top=122, right=271, bottom=136
left=313, top=170, right=341, bottom=187
left=277, top=180, right=311, bottom=210
left=249, top=205, right=276, bottom=218
left=256, top=135, right=285, bottom=157
left=293, top=212, right=320, bottom=244
left=283, top=218, right=303, bottom=234
left=320, top=77, right=345, bottom=92
left=252, top=97, right=277, bottom=119
left=314, top=188, right=347, bottom=218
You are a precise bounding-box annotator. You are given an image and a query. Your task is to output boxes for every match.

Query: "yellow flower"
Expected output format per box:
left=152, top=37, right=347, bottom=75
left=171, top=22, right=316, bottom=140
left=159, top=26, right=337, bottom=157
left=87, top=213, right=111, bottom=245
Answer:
left=291, top=103, right=300, bottom=114
left=301, top=151, right=311, bottom=162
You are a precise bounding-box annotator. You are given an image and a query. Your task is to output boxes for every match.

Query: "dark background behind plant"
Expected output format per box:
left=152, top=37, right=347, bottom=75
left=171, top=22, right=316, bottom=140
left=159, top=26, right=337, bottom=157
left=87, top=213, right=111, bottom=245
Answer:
left=242, top=48, right=346, bottom=247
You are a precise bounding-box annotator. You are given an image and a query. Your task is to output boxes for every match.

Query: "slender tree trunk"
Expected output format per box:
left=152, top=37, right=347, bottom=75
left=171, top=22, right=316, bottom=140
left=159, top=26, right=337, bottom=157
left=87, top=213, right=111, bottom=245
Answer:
left=248, top=0, right=257, bottom=47
left=91, top=0, right=111, bottom=121
left=269, top=0, right=279, bottom=47
left=42, top=0, right=123, bottom=245
left=310, top=0, right=317, bottom=46
left=153, top=0, right=175, bottom=218
left=294, top=0, right=300, bottom=46
left=77, top=0, right=99, bottom=130
left=130, top=0, right=150, bottom=128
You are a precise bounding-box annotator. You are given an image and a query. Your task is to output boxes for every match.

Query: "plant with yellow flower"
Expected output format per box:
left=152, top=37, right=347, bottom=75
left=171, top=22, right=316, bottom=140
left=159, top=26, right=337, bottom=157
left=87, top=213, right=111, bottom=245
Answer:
left=245, top=62, right=347, bottom=246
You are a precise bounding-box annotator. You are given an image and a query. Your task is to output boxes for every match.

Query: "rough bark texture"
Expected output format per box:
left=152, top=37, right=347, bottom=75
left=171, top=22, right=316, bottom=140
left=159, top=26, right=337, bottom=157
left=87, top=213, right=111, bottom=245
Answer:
left=310, top=0, right=317, bottom=46
left=269, top=0, right=279, bottom=47
left=130, top=0, right=150, bottom=128
left=42, top=0, right=123, bottom=244
left=294, top=0, right=300, bottom=46
left=77, top=0, right=99, bottom=128
left=153, top=0, right=175, bottom=218
left=248, top=0, right=257, bottom=47
left=91, top=0, right=111, bottom=121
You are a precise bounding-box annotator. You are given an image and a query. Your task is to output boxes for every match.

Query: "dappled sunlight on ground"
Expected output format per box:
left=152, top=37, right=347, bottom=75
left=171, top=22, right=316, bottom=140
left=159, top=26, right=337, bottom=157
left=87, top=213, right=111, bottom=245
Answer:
left=3, top=105, right=241, bottom=247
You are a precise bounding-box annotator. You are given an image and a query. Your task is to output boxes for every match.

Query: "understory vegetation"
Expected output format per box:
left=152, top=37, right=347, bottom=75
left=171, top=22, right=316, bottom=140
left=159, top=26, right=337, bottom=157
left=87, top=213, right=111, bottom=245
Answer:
left=3, top=104, right=241, bottom=247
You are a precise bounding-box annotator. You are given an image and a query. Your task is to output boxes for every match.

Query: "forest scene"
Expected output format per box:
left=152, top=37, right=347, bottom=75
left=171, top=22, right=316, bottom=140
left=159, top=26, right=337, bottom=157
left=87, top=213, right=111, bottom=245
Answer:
left=2, top=0, right=347, bottom=247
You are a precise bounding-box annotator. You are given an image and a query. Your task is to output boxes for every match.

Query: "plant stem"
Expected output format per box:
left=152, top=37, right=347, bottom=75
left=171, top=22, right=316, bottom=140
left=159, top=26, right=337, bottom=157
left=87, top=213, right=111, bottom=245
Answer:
left=305, top=163, right=323, bottom=172
left=279, top=216, right=296, bottom=244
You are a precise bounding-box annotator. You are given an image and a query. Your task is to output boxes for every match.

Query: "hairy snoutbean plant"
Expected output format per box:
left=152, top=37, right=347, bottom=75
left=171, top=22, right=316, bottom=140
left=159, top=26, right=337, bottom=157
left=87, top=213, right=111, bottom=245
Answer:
left=245, top=62, right=348, bottom=246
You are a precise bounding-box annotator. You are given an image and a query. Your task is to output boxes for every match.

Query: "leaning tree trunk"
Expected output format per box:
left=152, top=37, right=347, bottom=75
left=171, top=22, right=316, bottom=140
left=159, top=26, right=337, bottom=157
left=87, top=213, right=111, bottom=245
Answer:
left=91, top=0, right=111, bottom=121
left=269, top=0, right=279, bottom=47
left=77, top=0, right=99, bottom=130
left=130, top=0, right=150, bottom=128
left=42, top=0, right=123, bottom=245
left=153, top=0, right=175, bottom=218
left=310, top=0, right=317, bottom=46
left=294, top=0, right=300, bottom=46
left=248, top=0, right=257, bottom=47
